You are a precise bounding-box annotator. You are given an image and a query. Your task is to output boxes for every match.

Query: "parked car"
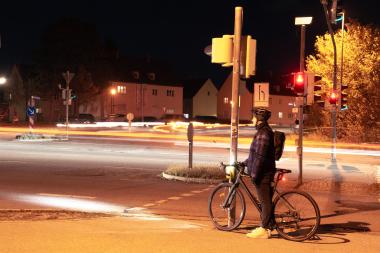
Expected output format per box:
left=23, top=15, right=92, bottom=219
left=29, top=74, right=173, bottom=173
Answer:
left=104, top=113, right=126, bottom=122
left=69, top=114, right=96, bottom=124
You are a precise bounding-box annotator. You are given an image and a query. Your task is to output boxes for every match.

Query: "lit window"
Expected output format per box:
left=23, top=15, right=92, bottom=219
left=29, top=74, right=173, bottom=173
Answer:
left=167, top=90, right=175, bottom=96
left=224, top=97, right=229, bottom=104
left=117, top=85, right=126, bottom=94
left=279, top=112, right=283, bottom=119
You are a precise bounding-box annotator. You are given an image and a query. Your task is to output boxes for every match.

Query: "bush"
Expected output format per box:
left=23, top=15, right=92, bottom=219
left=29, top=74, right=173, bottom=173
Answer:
left=165, top=164, right=225, bottom=180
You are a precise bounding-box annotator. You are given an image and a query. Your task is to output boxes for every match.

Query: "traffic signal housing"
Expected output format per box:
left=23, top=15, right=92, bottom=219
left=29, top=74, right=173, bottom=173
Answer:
left=306, top=73, right=324, bottom=107
left=292, top=72, right=305, bottom=95
left=340, top=83, right=348, bottom=110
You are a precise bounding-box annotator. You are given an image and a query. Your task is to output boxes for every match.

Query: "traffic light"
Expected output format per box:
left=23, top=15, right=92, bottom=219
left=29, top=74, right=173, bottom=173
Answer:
left=306, top=73, right=324, bottom=107
left=329, top=91, right=338, bottom=105
left=340, top=83, right=348, bottom=110
left=293, top=72, right=305, bottom=95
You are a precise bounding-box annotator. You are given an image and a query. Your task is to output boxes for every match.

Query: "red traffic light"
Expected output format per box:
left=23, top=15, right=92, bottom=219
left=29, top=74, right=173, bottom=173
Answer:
left=293, top=72, right=305, bottom=95
left=329, top=91, right=338, bottom=104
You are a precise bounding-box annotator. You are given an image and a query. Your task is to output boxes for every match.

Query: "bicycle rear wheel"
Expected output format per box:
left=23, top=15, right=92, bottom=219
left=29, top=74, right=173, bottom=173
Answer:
left=273, top=191, right=320, bottom=241
left=208, top=183, right=246, bottom=231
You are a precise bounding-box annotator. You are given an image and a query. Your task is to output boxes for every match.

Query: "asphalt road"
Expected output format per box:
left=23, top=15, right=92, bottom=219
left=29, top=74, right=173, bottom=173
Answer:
left=0, top=137, right=379, bottom=252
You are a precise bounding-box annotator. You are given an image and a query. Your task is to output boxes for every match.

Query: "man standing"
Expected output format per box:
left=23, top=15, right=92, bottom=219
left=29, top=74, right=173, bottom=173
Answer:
left=245, top=108, right=276, bottom=239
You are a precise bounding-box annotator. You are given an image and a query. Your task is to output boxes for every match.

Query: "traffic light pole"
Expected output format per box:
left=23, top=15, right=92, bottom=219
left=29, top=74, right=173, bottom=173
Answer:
left=230, top=7, right=242, bottom=165
left=228, top=6, right=243, bottom=227
left=321, top=0, right=338, bottom=162
left=297, top=25, right=306, bottom=186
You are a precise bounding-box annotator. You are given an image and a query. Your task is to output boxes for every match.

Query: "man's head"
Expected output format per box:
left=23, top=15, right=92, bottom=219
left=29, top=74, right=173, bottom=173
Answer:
left=252, top=108, right=271, bottom=126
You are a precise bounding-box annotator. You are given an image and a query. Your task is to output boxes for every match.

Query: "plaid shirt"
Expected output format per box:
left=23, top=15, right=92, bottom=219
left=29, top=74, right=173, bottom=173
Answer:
left=245, top=123, right=276, bottom=180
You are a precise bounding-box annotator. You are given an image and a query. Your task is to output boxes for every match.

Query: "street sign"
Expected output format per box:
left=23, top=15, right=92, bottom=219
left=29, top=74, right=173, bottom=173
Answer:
left=253, top=83, right=269, bottom=107
left=26, top=106, right=36, bottom=117
left=127, top=113, right=134, bottom=121
left=62, top=71, right=75, bottom=85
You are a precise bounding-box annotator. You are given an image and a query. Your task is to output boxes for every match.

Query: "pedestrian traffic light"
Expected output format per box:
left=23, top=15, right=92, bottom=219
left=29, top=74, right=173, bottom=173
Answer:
left=329, top=91, right=338, bottom=105
left=340, top=83, right=348, bottom=110
left=293, top=72, right=305, bottom=95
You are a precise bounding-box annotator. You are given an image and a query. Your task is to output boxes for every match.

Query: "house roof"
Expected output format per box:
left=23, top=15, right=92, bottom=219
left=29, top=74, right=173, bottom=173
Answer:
left=221, top=70, right=296, bottom=97
left=111, top=56, right=182, bottom=87
left=182, top=78, right=209, bottom=99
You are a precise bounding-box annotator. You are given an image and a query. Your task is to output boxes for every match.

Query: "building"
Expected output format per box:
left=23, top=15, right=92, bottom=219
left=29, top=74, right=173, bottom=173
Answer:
left=217, top=71, right=297, bottom=126
left=183, top=78, right=218, bottom=119
left=80, top=71, right=183, bottom=121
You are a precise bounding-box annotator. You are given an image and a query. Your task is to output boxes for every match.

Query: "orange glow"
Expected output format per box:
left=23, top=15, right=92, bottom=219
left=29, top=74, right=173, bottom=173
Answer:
left=110, top=88, right=117, bottom=95
left=295, top=73, right=304, bottom=85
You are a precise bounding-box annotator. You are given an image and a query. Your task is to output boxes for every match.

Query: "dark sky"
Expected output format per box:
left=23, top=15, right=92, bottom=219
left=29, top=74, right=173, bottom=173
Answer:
left=1, top=0, right=379, bottom=83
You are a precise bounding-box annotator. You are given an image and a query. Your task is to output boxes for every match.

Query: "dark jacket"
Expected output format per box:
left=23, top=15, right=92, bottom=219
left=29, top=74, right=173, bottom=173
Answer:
left=245, top=122, right=276, bottom=182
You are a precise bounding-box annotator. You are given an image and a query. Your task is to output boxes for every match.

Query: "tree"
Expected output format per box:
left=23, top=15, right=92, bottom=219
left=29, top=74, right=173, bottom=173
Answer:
left=306, top=21, right=380, bottom=142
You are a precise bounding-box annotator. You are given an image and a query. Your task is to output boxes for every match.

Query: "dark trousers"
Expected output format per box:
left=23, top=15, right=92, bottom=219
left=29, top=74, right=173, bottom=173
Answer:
left=254, top=174, right=274, bottom=229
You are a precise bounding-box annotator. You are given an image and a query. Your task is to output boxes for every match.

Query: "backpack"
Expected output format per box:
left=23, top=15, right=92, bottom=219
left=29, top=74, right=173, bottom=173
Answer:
left=274, top=131, right=286, bottom=161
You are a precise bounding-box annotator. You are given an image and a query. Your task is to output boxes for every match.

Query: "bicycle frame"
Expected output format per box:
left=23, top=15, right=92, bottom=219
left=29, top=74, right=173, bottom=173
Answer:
left=222, top=167, right=296, bottom=217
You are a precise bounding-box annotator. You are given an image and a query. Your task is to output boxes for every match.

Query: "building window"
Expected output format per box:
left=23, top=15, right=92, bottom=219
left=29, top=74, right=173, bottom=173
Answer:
left=207, top=91, right=210, bottom=96
left=117, top=85, right=126, bottom=94
left=279, top=99, right=282, bottom=105
left=224, top=97, right=229, bottom=104
left=167, top=90, right=175, bottom=96
left=279, top=112, right=283, bottom=119
left=288, top=113, right=293, bottom=119
left=269, top=98, right=273, bottom=105
left=152, top=89, right=158, bottom=96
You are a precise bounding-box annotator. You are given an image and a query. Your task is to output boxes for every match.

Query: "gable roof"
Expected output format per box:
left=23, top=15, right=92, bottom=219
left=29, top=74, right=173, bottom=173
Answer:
left=182, top=78, right=209, bottom=99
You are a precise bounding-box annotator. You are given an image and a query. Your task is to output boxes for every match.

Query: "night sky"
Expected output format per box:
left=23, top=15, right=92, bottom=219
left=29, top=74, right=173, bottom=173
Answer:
left=1, top=0, right=379, bottom=83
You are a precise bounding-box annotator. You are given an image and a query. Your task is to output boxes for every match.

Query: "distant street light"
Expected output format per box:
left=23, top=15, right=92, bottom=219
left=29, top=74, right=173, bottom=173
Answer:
left=0, top=76, right=6, bottom=85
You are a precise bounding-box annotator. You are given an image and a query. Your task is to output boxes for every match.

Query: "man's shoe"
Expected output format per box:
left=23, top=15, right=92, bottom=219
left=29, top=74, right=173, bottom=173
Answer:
left=246, top=227, right=271, bottom=239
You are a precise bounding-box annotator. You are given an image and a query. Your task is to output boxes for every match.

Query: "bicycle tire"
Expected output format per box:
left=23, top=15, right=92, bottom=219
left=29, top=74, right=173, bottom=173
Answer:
left=273, top=190, right=320, bottom=241
left=208, top=182, right=246, bottom=231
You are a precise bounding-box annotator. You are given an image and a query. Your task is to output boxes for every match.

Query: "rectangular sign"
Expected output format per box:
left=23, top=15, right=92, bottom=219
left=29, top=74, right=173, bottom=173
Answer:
left=253, top=83, right=269, bottom=107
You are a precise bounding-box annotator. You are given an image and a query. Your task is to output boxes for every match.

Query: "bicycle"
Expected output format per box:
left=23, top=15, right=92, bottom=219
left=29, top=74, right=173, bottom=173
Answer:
left=208, top=162, right=320, bottom=241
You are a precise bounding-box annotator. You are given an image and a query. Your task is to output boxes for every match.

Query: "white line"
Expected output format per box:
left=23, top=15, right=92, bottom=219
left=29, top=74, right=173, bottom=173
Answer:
left=38, top=193, right=96, bottom=199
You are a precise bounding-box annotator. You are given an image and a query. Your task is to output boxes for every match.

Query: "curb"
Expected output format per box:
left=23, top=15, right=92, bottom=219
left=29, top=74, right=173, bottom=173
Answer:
left=161, top=172, right=223, bottom=184
left=162, top=173, right=379, bottom=195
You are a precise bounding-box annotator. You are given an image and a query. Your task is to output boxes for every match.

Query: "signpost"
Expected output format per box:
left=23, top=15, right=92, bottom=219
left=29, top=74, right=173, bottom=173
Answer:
left=127, top=112, right=134, bottom=129
left=253, top=83, right=269, bottom=108
left=62, top=71, right=75, bottom=140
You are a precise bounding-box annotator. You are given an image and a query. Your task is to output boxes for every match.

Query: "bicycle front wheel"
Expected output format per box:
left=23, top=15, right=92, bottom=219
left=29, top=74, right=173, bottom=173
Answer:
left=273, top=191, right=320, bottom=241
left=208, top=183, right=246, bottom=231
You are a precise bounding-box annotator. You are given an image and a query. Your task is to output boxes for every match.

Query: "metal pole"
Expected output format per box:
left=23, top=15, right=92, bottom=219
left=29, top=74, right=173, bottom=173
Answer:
left=65, top=71, right=69, bottom=140
left=340, top=12, right=345, bottom=90
left=230, top=6, right=242, bottom=165
left=228, top=5, right=243, bottom=228
left=297, top=25, right=306, bottom=186
left=321, top=0, right=338, bottom=162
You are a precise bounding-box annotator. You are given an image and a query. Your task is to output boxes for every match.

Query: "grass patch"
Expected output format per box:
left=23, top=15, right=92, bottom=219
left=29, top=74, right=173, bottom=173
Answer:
left=165, top=164, right=225, bottom=180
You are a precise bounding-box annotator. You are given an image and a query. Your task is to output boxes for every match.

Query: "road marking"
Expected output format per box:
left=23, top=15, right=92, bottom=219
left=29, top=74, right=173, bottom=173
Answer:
left=155, top=200, right=168, bottom=204
left=181, top=193, right=194, bottom=197
left=167, top=196, right=182, bottom=200
left=143, top=203, right=155, bottom=207
left=37, top=193, right=96, bottom=199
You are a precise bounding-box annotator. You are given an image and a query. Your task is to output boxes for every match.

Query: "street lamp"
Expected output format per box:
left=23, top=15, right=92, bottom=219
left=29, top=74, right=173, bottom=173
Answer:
left=294, top=16, right=312, bottom=186
left=0, top=76, right=6, bottom=85
left=110, top=88, right=116, bottom=114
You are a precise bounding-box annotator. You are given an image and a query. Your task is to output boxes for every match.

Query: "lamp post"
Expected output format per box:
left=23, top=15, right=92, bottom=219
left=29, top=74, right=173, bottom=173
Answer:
left=0, top=77, right=9, bottom=122
left=110, top=88, right=116, bottom=114
left=295, top=16, right=312, bottom=186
